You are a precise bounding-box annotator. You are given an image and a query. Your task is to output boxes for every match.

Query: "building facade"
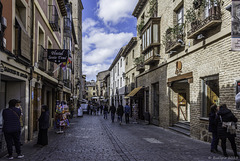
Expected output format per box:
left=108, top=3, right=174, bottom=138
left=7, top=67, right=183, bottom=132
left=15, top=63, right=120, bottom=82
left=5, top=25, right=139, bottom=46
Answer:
left=109, top=47, right=126, bottom=107
left=70, top=0, right=84, bottom=105
left=96, top=70, right=110, bottom=101
left=130, top=0, right=240, bottom=148
left=85, top=80, right=96, bottom=101
left=0, top=0, right=83, bottom=156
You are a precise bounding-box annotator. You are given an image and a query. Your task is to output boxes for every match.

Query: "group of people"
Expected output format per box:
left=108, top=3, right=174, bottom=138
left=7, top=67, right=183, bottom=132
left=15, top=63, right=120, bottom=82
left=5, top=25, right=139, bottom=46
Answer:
left=209, top=104, right=238, bottom=158
left=105, top=103, right=131, bottom=125
left=2, top=99, right=50, bottom=159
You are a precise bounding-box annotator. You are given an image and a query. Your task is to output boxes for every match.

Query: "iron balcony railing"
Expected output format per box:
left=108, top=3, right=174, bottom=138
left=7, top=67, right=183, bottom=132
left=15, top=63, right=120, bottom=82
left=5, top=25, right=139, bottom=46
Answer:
left=187, top=4, right=221, bottom=39
left=38, top=45, right=46, bottom=71
left=49, top=5, right=59, bottom=31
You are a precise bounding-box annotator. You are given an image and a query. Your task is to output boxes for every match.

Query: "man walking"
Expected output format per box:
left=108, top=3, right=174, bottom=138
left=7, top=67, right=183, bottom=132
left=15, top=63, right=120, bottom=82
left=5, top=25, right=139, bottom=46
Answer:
left=109, top=104, right=116, bottom=123
left=2, top=99, right=24, bottom=159
left=125, top=103, right=131, bottom=124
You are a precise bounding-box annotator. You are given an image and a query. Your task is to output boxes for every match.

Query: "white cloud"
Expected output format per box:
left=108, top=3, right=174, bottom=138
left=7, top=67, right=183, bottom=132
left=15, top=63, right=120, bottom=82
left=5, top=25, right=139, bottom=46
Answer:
left=83, top=63, right=109, bottom=81
left=97, top=0, right=138, bottom=25
left=82, top=18, right=98, bottom=33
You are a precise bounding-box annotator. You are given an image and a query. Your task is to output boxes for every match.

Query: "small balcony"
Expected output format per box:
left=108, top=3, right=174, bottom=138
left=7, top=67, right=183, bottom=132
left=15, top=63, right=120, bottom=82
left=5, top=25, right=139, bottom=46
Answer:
left=38, top=45, right=47, bottom=71
left=136, top=63, right=145, bottom=72
left=144, top=46, right=160, bottom=65
left=46, top=62, right=54, bottom=76
left=64, top=17, right=71, bottom=32
left=49, top=5, right=59, bottom=31
left=187, top=5, right=221, bottom=39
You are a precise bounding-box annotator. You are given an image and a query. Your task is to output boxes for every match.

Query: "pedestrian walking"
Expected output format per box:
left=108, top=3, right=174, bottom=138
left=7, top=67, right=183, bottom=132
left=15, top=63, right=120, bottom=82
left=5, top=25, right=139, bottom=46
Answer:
left=90, top=104, right=93, bottom=115
left=208, top=104, right=219, bottom=153
left=124, top=103, right=131, bottom=124
left=2, top=99, right=24, bottom=159
left=109, top=104, right=116, bottom=123
left=100, top=104, right=103, bottom=115
left=216, top=104, right=238, bottom=158
left=117, top=104, right=124, bottom=125
left=103, top=104, right=108, bottom=119
left=37, top=105, right=50, bottom=146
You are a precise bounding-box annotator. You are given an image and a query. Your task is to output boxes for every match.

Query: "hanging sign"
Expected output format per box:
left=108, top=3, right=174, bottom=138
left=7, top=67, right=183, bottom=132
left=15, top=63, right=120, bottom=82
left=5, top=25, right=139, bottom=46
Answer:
left=231, top=0, right=240, bottom=51
left=47, top=49, right=69, bottom=64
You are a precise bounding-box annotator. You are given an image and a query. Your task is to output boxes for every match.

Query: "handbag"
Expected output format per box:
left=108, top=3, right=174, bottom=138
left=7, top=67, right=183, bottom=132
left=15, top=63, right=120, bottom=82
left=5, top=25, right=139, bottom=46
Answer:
left=220, top=115, right=237, bottom=134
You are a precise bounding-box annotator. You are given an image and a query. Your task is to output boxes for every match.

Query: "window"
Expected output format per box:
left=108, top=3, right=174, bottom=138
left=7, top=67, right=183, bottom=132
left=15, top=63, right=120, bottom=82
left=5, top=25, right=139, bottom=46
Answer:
left=204, top=0, right=218, bottom=18
left=132, top=73, right=135, bottom=83
left=117, top=79, right=119, bottom=88
left=201, top=75, right=219, bottom=117
left=120, top=59, right=122, bottom=67
left=176, top=6, right=184, bottom=25
left=16, top=0, right=27, bottom=29
left=93, top=92, right=95, bottom=96
left=93, top=87, right=95, bottom=90
left=126, top=57, right=128, bottom=65
left=120, top=77, right=122, bottom=87
left=118, top=62, right=119, bottom=76
left=132, top=50, right=135, bottom=59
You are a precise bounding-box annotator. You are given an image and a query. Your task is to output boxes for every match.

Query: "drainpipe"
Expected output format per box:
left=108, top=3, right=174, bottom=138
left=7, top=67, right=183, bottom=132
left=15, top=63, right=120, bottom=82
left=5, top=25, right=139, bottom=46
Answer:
left=28, top=0, right=34, bottom=141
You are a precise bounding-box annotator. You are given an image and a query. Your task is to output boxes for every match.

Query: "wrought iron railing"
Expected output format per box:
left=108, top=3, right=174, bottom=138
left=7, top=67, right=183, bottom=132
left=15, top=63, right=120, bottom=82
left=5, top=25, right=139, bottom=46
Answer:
left=38, top=45, right=46, bottom=71
left=49, top=5, right=59, bottom=31
left=64, top=17, right=71, bottom=32
left=187, top=5, right=221, bottom=38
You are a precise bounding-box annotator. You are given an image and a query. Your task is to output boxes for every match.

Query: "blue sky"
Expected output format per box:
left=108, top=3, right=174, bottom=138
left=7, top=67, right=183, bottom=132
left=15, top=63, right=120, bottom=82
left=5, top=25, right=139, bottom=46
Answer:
left=82, top=0, right=138, bottom=81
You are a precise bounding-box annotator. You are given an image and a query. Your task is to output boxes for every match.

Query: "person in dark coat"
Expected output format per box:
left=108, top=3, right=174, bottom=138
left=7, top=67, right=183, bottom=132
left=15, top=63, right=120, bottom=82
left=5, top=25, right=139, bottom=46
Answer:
left=37, top=105, right=50, bottom=146
left=216, top=104, right=238, bottom=157
left=2, top=99, right=24, bottom=159
left=103, top=104, right=108, bottom=119
left=117, top=104, right=124, bottom=125
left=109, top=104, right=116, bottom=123
left=208, top=104, right=219, bottom=153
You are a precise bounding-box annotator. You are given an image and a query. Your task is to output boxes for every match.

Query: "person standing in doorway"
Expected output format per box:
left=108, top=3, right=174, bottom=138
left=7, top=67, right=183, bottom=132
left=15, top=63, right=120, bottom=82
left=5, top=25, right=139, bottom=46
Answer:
left=216, top=104, right=238, bottom=158
left=37, top=105, right=50, bottom=147
left=2, top=99, right=24, bottom=159
left=208, top=104, right=219, bottom=153
left=124, top=103, right=131, bottom=124
left=109, top=104, right=116, bottom=123
left=117, top=104, right=124, bottom=125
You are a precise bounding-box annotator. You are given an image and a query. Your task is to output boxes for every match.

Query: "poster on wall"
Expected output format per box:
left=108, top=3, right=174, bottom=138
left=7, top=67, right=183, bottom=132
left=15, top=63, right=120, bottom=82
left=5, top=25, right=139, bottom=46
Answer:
left=231, top=0, right=240, bottom=51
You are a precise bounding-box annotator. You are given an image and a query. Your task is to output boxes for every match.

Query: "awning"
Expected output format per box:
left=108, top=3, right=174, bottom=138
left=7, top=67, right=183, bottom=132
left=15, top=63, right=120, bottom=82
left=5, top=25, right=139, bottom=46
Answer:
left=126, top=86, right=143, bottom=97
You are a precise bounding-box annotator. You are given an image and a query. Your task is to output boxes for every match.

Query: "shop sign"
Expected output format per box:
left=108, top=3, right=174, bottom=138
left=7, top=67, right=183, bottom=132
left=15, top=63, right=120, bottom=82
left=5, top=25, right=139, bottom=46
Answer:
left=231, top=0, right=240, bottom=51
left=3, top=66, right=28, bottom=79
left=47, top=49, right=69, bottom=64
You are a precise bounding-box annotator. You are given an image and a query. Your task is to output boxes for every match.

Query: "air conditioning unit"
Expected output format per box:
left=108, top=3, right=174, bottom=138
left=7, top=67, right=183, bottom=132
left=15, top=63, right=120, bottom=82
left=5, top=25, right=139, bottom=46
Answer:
left=1, top=17, right=7, bottom=29
left=3, top=37, right=6, bottom=48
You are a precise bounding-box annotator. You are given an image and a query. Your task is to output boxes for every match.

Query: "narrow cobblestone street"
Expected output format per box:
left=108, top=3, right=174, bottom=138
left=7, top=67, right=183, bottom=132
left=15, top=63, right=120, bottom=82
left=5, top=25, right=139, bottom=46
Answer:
left=2, top=115, right=239, bottom=161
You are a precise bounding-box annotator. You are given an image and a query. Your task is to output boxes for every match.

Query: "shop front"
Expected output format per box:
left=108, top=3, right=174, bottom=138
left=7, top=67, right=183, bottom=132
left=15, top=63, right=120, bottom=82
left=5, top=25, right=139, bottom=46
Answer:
left=0, top=61, right=30, bottom=156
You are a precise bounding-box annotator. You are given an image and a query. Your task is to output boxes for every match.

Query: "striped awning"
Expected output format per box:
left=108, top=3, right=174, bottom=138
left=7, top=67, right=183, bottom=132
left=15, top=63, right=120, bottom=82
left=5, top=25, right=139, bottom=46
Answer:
left=126, top=86, right=143, bottom=97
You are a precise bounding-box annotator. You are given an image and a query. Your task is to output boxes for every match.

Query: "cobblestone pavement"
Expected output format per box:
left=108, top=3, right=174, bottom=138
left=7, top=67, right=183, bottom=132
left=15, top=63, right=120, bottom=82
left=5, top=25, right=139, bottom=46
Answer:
left=1, top=114, right=239, bottom=161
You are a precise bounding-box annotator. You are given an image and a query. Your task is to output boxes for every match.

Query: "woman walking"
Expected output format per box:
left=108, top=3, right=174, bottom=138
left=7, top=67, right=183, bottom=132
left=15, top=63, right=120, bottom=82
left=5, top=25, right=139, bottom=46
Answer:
left=37, top=105, right=50, bottom=146
left=216, top=104, right=238, bottom=158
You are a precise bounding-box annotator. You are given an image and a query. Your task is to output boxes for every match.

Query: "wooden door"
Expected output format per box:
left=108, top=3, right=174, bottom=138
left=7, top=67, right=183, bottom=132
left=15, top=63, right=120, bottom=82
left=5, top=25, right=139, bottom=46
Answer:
left=178, top=93, right=187, bottom=121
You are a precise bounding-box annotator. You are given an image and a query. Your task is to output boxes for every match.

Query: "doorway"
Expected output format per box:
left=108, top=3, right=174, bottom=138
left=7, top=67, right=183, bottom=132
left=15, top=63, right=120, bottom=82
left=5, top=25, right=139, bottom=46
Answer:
left=178, top=93, right=187, bottom=121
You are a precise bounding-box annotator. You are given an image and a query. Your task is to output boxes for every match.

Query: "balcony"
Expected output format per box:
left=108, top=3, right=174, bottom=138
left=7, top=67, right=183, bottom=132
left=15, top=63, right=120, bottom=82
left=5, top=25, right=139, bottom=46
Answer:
left=38, top=45, right=47, bottom=71
left=136, top=63, right=145, bottom=72
left=64, top=79, right=72, bottom=89
left=187, top=5, right=221, bottom=39
left=140, top=17, right=161, bottom=65
left=48, top=5, right=59, bottom=31
left=64, top=17, right=71, bottom=32
left=144, top=46, right=160, bottom=65
left=46, top=62, right=54, bottom=76
left=165, top=24, right=185, bottom=53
